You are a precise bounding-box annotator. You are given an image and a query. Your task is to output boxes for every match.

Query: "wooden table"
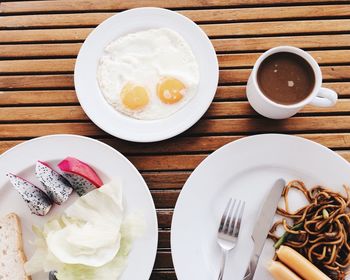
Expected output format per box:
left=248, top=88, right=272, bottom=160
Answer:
left=1, top=1, right=350, bottom=279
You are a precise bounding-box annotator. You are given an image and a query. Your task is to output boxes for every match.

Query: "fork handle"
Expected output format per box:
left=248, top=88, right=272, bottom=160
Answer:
left=217, top=250, right=229, bottom=280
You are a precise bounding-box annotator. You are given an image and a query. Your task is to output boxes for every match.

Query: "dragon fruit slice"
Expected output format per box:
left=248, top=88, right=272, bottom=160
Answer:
left=35, top=161, right=73, bottom=205
left=58, top=173, right=95, bottom=196
left=7, top=173, right=52, bottom=216
left=57, top=157, right=103, bottom=196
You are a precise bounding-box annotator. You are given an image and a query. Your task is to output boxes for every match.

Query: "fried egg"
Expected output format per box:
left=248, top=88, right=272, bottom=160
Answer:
left=97, top=28, right=199, bottom=120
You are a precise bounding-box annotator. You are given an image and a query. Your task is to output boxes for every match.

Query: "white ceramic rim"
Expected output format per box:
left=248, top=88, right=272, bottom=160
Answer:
left=251, top=46, right=322, bottom=109
left=0, top=134, right=158, bottom=280
left=74, top=7, right=219, bottom=142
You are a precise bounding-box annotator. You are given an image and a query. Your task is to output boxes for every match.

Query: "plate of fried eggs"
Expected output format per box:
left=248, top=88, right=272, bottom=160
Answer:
left=75, top=7, right=218, bottom=142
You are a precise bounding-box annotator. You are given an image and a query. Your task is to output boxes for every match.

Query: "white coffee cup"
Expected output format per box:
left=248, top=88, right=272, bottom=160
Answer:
left=246, top=46, right=338, bottom=119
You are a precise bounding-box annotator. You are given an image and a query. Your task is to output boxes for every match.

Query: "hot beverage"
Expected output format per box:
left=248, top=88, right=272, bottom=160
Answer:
left=257, top=52, right=315, bottom=105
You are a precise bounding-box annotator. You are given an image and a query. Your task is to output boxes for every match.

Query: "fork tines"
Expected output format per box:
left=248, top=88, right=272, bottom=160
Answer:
left=218, top=198, right=245, bottom=238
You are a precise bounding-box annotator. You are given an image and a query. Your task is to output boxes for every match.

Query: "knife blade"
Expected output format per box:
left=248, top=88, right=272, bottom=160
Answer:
left=243, top=178, right=286, bottom=280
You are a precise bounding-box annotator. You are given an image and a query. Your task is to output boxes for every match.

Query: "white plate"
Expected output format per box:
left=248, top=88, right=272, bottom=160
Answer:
left=75, top=8, right=218, bottom=142
left=171, top=134, right=350, bottom=280
left=0, top=134, right=158, bottom=280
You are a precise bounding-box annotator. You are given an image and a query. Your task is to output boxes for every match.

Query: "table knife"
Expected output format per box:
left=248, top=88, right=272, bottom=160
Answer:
left=243, top=178, right=286, bottom=280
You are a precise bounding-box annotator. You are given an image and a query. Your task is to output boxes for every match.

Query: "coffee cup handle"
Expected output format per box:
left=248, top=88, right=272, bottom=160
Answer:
left=309, top=87, right=338, bottom=107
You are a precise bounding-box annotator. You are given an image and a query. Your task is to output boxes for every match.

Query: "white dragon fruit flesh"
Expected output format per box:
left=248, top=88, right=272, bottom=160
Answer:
left=57, top=157, right=103, bottom=196
left=35, top=161, right=73, bottom=205
left=7, top=173, right=52, bottom=216
left=59, top=173, right=96, bottom=196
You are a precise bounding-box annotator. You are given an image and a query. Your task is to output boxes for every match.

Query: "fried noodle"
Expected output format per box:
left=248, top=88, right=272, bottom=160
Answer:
left=269, top=180, right=350, bottom=280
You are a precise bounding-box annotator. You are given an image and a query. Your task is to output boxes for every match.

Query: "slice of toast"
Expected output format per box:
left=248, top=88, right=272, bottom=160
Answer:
left=0, top=213, right=31, bottom=280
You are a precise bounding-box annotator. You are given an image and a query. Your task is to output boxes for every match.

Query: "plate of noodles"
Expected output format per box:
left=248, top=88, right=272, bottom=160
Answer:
left=171, top=134, right=350, bottom=280
left=268, top=180, right=349, bottom=280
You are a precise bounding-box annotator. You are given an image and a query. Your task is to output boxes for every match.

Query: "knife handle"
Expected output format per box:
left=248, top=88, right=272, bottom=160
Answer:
left=243, top=254, right=259, bottom=280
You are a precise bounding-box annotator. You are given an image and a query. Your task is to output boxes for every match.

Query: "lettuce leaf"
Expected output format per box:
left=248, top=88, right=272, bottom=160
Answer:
left=25, top=213, right=144, bottom=280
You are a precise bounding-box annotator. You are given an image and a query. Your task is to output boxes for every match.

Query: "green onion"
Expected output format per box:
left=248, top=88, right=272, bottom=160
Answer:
left=274, top=223, right=303, bottom=249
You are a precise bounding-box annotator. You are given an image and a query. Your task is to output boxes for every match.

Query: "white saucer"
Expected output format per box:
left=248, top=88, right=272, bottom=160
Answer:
left=75, top=8, right=218, bottom=142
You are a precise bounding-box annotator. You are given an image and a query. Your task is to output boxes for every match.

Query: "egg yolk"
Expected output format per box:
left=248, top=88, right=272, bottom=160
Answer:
left=120, top=83, right=149, bottom=110
left=157, top=77, right=186, bottom=104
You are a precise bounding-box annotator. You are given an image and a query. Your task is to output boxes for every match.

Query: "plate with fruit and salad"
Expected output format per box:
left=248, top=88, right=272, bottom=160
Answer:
left=0, top=134, right=158, bottom=280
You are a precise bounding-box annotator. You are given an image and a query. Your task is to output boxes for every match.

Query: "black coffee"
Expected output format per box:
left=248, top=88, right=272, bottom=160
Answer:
left=257, top=52, right=315, bottom=105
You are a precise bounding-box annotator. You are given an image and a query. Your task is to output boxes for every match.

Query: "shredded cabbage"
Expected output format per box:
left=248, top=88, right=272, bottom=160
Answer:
left=25, top=213, right=143, bottom=280
left=24, top=182, right=144, bottom=280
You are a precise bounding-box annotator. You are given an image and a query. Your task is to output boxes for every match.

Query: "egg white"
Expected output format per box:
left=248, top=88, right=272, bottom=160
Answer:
left=97, top=28, right=200, bottom=120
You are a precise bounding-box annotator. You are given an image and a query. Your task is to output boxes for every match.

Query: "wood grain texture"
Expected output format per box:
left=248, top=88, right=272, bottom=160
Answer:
left=2, top=0, right=350, bottom=14
left=151, top=271, right=176, bottom=280
left=1, top=19, right=350, bottom=43
left=0, top=90, right=78, bottom=105
left=1, top=3, right=350, bottom=279
left=213, top=34, right=350, bottom=52
left=1, top=116, right=350, bottom=139
left=2, top=133, right=350, bottom=156
left=190, top=116, right=350, bottom=135
left=1, top=83, right=349, bottom=106
left=0, top=66, right=349, bottom=89
left=0, top=43, right=82, bottom=58
left=2, top=99, right=350, bottom=122
left=2, top=50, right=350, bottom=73
left=1, top=34, right=350, bottom=59
left=2, top=5, right=350, bottom=28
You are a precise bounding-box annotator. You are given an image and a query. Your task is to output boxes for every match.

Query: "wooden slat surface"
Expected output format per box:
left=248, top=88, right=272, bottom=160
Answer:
left=2, top=5, right=350, bottom=28
left=2, top=34, right=350, bottom=58
left=2, top=19, right=350, bottom=43
left=0, top=66, right=349, bottom=90
left=1, top=82, right=349, bottom=106
left=1, top=49, right=350, bottom=73
left=1, top=2, right=350, bottom=279
left=2, top=1, right=350, bottom=14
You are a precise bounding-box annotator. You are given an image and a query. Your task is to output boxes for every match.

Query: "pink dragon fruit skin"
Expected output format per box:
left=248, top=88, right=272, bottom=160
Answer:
left=7, top=173, right=52, bottom=216
left=35, top=161, right=73, bottom=205
left=58, top=157, right=103, bottom=187
left=57, top=157, right=103, bottom=196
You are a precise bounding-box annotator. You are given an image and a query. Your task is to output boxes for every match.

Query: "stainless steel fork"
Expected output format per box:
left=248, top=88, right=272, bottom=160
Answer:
left=217, top=198, right=245, bottom=280
left=48, top=271, right=57, bottom=280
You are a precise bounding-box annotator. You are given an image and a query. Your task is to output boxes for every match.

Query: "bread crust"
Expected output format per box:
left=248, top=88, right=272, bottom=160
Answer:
left=1, top=213, right=31, bottom=280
